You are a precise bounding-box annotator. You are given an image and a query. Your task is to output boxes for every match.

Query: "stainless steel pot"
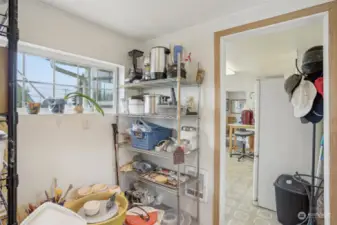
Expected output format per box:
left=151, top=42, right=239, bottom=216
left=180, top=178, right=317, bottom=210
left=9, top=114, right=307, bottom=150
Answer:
left=143, top=94, right=168, bottom=114
left=144, top=94, right=157, bottom=114
left=150, top=46, right=170, bottom=80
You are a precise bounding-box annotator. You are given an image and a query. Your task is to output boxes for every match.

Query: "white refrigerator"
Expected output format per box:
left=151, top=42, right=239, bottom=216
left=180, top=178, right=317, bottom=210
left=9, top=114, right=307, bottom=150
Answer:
left=253, top=76, right=312, bottom=211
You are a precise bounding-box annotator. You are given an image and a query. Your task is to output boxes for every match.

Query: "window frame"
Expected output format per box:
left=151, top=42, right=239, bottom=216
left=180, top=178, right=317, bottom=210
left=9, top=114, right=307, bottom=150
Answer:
left=14, top=48, right=120, bottom=115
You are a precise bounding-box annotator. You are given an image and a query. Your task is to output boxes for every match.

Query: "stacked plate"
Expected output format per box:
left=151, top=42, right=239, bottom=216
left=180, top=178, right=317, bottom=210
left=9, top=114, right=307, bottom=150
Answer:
left=77, top=200, right=119, bottom=224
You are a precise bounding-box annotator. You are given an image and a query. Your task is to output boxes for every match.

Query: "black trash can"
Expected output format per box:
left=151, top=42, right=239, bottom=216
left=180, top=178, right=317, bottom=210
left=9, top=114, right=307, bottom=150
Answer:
left=274, top=174, right=310, bottom=225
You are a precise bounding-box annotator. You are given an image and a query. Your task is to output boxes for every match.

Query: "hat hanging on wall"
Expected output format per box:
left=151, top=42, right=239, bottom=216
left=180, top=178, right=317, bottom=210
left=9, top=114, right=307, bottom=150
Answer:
left=284, top=74, right=302, bottom=101
left=302, top=45, right=323, bottom=76
left=291, top=77, right=317, bottom=118
left=314, top=77, right=324, bottom=97
left=303, top=94, right=323, bottom=124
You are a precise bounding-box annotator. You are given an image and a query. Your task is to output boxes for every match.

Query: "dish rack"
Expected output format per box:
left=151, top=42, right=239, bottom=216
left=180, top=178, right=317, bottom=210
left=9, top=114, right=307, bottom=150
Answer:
left=116, top=53, right=201, bottom=225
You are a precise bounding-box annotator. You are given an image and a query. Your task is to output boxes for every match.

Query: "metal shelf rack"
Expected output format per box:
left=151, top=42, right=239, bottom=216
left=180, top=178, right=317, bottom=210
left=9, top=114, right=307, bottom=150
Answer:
left=116, top=53, right=201, bottom=225
left=118, top=113, right=198, bottom=120
left=122, top=145, right=198, bottom=160
left=119, top=78, right=198, bottom=90
left=125, top=171, right=199, bottom=195
left=0, top=0, right=19, bottom=224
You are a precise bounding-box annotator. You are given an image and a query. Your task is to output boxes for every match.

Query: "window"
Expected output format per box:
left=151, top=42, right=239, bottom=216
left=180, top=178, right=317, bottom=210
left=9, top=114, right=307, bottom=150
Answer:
left=17, top=53, right=115, bottom=113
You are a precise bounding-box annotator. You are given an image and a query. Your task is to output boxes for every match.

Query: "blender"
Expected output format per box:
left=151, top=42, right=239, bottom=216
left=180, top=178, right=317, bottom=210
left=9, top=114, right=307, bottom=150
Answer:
left=127, top=49, right=144, bottom=83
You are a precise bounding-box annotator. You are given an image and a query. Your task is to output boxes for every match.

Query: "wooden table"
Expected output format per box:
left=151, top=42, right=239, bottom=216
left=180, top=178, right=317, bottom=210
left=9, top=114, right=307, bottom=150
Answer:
left=228, top=123, right=255, bottom=156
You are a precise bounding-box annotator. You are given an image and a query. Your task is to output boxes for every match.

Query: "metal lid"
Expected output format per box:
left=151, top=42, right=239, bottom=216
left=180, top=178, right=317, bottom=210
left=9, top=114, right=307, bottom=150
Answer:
left=274, top=174, right=309, bottom=195
left=151, top=46, right=170, bottom=54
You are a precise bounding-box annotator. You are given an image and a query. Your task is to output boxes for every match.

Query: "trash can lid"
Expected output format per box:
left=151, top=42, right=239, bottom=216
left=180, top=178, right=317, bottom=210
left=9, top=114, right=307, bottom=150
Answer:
left=274, top=174, right=309, bottom=195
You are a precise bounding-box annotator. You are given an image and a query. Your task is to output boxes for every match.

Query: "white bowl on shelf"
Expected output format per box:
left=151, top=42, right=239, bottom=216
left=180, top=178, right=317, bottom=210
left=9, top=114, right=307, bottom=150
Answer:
left=83, top=200, right=101, bottom=216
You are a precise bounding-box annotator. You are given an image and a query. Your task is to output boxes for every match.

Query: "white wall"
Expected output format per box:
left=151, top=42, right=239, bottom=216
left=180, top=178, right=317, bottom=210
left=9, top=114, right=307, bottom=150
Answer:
left=18, top=114, right=115, bottom=204
left=19, top=0, right=144, bottom=67
left=145, top=0, right=331, bottom=224
left=16, top=0, right=144, bottom=204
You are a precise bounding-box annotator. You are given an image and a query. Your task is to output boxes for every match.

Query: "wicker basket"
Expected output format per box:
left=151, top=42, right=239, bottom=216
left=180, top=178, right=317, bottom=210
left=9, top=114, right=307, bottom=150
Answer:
left=65, top=192, right=128, bottom=225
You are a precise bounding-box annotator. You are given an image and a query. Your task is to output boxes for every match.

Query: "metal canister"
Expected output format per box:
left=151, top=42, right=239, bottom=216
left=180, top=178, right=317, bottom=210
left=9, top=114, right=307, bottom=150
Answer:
left=144, top=94, right=157, bottom=114
left=150, top=46, right=170, bottom=80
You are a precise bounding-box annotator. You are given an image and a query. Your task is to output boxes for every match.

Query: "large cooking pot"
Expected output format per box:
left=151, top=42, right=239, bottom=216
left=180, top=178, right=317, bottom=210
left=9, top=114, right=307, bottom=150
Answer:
left=144, top=94, right=157, bottom=114
left=143, top=94, right=169, bottom=114
left=150, top=46, right=170, bottom=80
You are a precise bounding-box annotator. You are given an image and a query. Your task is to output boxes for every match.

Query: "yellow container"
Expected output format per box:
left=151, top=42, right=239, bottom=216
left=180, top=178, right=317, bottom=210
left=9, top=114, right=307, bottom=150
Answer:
left=65, top=192, right=128, bottom=225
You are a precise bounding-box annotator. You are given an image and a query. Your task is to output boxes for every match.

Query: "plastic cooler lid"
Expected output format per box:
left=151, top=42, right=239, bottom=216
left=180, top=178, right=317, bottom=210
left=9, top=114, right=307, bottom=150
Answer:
left=21, top=202, right=86, bottom=225
left=274, top=174, right=309, bottom=195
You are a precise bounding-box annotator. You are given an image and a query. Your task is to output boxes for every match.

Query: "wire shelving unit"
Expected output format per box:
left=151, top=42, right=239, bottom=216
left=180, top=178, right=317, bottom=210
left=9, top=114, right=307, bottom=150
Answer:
left=116, top=53, right=201, bottom=225
left=0, top=0, right=19, bottom=224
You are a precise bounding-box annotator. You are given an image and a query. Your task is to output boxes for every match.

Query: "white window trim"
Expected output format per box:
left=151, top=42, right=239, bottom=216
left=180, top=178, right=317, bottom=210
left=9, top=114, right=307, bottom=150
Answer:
left=0, top=37, right=124, bottom=71
left=0, top=37, right=123, bottom=115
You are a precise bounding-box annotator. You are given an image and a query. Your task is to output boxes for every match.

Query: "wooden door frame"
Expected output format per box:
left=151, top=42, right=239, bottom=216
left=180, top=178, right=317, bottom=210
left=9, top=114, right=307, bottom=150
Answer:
left=213, top=2, right=337, bottom=225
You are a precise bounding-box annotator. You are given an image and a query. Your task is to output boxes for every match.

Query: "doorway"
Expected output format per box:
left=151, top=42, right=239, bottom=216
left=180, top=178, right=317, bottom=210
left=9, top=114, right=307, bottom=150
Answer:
left=225, top=91, right=264, bottom=224
left=220, top=12, right=329, bottom=225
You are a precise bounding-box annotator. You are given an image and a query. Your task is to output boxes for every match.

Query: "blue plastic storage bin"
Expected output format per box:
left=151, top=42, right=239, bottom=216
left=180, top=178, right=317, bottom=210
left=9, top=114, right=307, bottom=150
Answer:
left=131, top=120, right=172, bottom=150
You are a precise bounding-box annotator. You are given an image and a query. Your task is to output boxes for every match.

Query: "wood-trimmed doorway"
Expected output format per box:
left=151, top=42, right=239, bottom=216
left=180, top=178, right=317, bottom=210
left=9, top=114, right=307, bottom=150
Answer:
left=213, top=2, right=337, bottom=225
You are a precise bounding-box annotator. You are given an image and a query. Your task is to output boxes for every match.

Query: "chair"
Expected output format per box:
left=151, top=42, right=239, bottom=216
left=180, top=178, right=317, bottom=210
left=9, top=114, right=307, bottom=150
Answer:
left=231, top=129, right=254, bottom=161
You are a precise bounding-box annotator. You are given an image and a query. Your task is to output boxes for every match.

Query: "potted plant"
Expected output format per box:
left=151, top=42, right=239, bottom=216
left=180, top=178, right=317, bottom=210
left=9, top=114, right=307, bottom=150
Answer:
left=65, top=92, right=104, bottom=116
left=47, top=92, right=104, bottom=116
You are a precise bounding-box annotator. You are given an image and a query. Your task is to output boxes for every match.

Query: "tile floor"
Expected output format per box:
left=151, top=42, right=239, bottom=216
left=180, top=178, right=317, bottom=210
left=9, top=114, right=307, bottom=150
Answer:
left=225, top=154, right=281, bottom=225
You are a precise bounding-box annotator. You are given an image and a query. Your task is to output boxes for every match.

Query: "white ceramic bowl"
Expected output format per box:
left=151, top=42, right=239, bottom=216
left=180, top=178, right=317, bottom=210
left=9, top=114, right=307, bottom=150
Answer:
left=83, top=200, right=101, bottom=217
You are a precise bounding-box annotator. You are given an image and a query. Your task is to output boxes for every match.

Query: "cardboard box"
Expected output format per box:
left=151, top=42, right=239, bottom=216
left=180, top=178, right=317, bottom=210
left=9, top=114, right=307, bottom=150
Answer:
left=0, top=47, right=8, bottom=114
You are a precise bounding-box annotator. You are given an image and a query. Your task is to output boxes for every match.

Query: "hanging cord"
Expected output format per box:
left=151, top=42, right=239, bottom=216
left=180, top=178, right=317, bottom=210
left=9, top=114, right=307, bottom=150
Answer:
left=295, top=58, right=306, bottom=76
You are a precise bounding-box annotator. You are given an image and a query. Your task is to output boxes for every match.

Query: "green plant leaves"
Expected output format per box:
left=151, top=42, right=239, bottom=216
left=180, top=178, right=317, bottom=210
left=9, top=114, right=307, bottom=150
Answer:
left=64, top=92, right=104, bottom=116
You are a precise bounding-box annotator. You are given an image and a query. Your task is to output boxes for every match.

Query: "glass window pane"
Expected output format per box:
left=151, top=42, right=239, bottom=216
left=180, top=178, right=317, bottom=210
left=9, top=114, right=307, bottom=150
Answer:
left=25, top=54, right=53, bottom=83
left=17, top=53, right=23, bottom=75
left=16, top=81, right=24, bottom=108
left=54, top=85, right=77, bottom=99
left=93, top=70, right=114, bottom=109
left=97, top=89, right=113, bottom=109
left=55, top=62, right=78, bottom=86
left=78, top=66, right=91, bottom=94
left=93, top=70, right=113, bottom=90
left=17, top=53, right=24, bottom=107
left=26, top=83, right=53, bottom=105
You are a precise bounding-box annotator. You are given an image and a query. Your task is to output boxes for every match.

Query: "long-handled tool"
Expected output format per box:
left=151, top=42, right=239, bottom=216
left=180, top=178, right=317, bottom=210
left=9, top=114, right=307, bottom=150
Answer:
left=112, top=124, right=120, bottom=185
left=59, top=184, right=73, bottom=203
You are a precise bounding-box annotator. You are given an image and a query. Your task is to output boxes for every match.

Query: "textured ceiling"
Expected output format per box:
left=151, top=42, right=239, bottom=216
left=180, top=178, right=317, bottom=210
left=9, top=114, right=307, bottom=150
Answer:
left=40, top=0, right=272, bottom=40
